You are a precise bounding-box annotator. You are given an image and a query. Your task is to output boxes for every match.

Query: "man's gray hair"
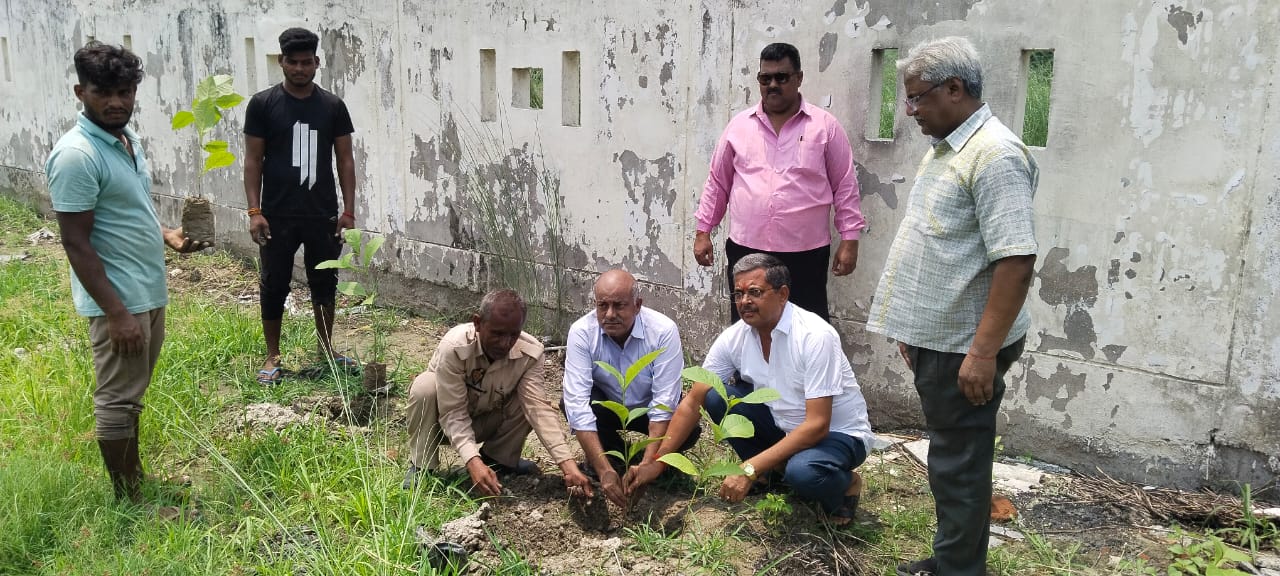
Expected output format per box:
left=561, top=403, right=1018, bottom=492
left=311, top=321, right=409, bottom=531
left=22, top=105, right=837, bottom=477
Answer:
left=897, top=36, right=983, bottom=99
left=732, top=253, right=791, bottom=290
left=478, top=289, right=527, bottom=321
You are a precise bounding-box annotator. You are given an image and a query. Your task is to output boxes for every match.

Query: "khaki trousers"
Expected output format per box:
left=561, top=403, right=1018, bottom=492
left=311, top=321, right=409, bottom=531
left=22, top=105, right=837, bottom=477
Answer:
left=406, top=370, right=532, bottom=469
left=87, top=307, right=165, bottom=440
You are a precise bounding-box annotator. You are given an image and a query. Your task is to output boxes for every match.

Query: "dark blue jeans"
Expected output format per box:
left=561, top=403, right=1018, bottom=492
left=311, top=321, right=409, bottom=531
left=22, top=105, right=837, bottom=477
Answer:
left=704, top=382, right=867, bottom=513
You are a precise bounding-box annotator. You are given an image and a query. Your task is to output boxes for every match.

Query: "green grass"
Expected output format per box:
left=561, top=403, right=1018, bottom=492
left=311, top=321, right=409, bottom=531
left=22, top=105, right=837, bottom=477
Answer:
left=0, top=195, right=479, bottom=575
left=1022, top=50, right=1054, bottom=147
left=879, top=48, right=899, bottom=139
left=0, top=195, right=1208, bottom=575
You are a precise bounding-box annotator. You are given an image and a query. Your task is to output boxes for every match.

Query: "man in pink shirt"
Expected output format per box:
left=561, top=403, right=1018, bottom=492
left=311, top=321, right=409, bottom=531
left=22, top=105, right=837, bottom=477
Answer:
left=694, top=42, right=864, bottom=322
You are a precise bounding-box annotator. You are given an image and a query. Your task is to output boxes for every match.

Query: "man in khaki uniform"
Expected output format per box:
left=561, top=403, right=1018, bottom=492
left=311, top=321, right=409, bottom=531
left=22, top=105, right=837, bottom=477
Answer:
left=403, top=289, right=592, bottom=497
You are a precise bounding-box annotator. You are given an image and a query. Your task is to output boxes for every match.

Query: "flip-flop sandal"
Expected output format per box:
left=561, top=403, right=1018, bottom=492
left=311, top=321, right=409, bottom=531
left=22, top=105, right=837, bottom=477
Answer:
left=828, top=472, right=863, bottom=526
left=827, top=492, right=860, bottom=526
left=332, top=355, right=362, bottom=375
left=256, top=366, right=283, bottom=385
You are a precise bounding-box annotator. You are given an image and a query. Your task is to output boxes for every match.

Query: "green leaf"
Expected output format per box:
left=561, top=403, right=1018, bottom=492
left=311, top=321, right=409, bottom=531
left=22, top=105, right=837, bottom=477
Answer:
left=342, top=227, right=363, bottom=247
left=738, top=388, right=782, bottom=405
left=360, top=235, right=385, bottom=266
left=591, top=400, right=630, bottom=425
left=627, top=406, right=650, bottom=423
left=627, top=437, right=664, bottom=461
left=604, top=450, right=626, bottom=462
left=215, top=93, right=244, bottom=109
left=623, top=348, right=665, bottom=386
left=203, top=140, right=228, bottom=152
left=703, top=460, right=746, bottom=478
left=314, top=259, right=348, bottom=270
left=339, top=252, right=355, bottom=267
left=337, top=281, right=365, bottom=296
left=720, top=414, right=755, bottom=439
left=171, top=110, right=195, bottom=130
left=210, top=74, right=236, bottom=97
left=595, top=361, right=626, bottom=389
left=1219, top=547, right=1251, bottom=563
left=191, top=98, right=221, bottom=134
left=682, top=365, right=727, bottom=406
left=202, top=150, right=235, bottom=173
left=631, top=436, right=664, bottom=453
left=195, top=76, right=217, bottom=101
left=657, top=453, right=698, bottom=477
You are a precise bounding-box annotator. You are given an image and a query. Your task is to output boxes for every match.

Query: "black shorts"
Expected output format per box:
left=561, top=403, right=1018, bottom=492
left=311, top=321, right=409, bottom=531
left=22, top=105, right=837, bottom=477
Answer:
left=259, top=217, right=341, bottom=320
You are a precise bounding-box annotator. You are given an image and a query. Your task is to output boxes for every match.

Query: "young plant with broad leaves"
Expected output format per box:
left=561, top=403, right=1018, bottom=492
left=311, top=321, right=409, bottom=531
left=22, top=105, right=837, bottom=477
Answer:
left=657, top=366, right=780, bottom=480
left=315, top=228, right=387, bottom=362
left=592, top=348, right=667, bottom=497
left=171, top=74, right=244, bottom=173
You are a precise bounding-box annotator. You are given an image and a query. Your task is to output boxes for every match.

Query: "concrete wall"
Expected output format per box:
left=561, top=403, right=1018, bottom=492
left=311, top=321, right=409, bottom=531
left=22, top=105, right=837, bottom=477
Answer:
left=2, top=0, right=1277, bottom=495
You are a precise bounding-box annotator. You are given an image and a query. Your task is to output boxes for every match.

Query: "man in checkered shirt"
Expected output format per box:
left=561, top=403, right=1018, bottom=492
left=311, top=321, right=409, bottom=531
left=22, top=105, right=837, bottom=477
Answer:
left=867, top=37, right=1039, bottom=576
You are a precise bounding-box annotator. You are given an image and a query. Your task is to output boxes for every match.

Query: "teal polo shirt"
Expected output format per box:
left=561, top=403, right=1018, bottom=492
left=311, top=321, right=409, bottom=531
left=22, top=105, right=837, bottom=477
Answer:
left=46, top=113, right=167, bottom=318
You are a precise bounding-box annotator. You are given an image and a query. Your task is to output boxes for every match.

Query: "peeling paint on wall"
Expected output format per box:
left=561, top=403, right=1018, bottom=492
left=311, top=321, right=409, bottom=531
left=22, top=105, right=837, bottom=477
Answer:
left=1036, top=247, right=1100, bottom=360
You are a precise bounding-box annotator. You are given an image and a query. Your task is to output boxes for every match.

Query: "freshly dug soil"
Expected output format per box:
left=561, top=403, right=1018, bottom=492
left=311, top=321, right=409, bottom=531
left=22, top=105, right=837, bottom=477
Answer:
left=181, top=197, right=216, bottom=245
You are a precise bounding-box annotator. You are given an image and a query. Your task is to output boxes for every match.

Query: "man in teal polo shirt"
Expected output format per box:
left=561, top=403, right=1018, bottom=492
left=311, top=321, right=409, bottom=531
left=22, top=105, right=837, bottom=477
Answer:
left=46, top=41, right=208, bottom=509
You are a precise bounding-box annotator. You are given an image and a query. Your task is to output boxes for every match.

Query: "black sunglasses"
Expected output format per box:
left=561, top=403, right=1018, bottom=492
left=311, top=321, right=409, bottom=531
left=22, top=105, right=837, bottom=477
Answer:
left=756, top=72, right=795, bottom=86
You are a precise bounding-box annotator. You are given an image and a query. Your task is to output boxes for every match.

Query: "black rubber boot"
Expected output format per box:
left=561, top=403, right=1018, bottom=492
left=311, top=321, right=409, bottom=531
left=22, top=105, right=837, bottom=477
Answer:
left=97, top=437, right=142, bottom=502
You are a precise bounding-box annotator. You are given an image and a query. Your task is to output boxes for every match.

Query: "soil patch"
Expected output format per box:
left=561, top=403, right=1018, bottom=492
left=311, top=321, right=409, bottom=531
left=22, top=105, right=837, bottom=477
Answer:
left=181, top=197, right=216, bottom=246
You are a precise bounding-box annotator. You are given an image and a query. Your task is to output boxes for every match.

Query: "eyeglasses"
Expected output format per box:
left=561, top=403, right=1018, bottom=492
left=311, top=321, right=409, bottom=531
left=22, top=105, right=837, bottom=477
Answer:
left=756, top=72, right=794, bottom=86
left=730, top=287, right=776, bottom=302
left=904, top=82, right=943, bottom=111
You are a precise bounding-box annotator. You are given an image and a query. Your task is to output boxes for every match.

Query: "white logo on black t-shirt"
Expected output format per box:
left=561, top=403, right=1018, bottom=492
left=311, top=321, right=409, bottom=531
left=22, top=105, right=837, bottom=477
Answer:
left=291, top=121, right=318, bottom=189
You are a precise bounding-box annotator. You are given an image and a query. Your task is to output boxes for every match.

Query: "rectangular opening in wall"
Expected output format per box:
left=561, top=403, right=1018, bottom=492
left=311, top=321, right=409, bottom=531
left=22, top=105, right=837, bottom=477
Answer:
left=1021, top=49, right=1054, bottom=147
left=1, top=37, right=10, bottom=82
left=562, top=51, right=581, bottom=126
left=265, top=53, right=283, bottom=87
left=122, top=35, right=132, bottom=51
left=529, top=68, right=544, bottom=109
left=866, top=48, right=898, bottom=140
left=244, top=38, right=258, bottom=92
left=511, top=67, right=531, bottom=108
left=480, top=49, right=496, bottom=121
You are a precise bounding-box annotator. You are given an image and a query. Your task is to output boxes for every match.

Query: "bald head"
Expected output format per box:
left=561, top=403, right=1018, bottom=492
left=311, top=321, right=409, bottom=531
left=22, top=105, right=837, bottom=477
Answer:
left=593, top=269, right=642, bottom=344
left=595, top=269, right=638, bottom=301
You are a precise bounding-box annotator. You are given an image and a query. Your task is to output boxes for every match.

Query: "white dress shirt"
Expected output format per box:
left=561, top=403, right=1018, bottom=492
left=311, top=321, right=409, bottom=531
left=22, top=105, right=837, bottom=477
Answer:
left=562, top=307, right=685, bottom=432
left=703, top=302, right=873, bottom=448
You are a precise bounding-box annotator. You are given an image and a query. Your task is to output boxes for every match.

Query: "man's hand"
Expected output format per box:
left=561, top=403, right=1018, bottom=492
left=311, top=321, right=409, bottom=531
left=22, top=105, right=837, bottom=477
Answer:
left=958, top=354, right=996, bottom=406
left=560, top=460, right=594, bottom=499
left=249, top=215, right=271, bottom=246
left=107, top=310, right=145, bottom=357
left=163, top=227, right=211, bottom=253
left=624, top=460, right=665, bottom=494
left=597, top=468, right=627, bottom=507
left=718, top=474, right=752, bottom=503
left=465, top=456, right=503, bottom=497
left=831, top=239, right=859, bottom=276
left=336, top=212, right=355, bottom=240
left=898, top=342, right=913, bottom=372
left=693, top=231, right=713, bottom=267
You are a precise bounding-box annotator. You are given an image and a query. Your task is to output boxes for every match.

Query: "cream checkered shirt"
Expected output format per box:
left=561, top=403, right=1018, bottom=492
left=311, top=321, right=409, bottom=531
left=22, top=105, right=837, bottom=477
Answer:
left=867, top=105, right=1038, bottom=353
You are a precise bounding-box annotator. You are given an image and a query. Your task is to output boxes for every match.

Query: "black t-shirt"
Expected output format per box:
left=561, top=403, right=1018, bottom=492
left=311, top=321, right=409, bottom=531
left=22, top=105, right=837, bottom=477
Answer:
left=244, top=84, right=354, bottom=219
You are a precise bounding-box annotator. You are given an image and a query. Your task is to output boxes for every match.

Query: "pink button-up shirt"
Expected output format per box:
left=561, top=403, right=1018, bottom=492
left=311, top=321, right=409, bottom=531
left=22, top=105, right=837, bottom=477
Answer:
left=695, top=98, right=864, bottom=252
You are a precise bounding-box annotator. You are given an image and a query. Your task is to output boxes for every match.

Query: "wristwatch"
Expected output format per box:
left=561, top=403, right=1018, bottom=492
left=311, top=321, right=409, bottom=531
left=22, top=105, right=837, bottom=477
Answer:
left=742, top=462, right=757, bottom=481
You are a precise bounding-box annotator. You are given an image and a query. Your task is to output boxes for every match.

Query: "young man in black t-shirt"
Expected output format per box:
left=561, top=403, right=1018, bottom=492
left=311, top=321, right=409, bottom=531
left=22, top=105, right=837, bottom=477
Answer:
left=243, top=27, right=357, bottom=384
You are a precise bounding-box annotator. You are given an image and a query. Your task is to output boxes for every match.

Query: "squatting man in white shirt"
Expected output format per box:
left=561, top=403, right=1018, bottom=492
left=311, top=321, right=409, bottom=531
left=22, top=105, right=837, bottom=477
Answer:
left=625, top=253, right=874, bottom=525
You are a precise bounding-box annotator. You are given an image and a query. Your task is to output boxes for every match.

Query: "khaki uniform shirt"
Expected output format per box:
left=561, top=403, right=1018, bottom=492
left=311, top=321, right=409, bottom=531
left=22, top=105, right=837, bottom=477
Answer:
left=432, top=323, right=573, bottom=464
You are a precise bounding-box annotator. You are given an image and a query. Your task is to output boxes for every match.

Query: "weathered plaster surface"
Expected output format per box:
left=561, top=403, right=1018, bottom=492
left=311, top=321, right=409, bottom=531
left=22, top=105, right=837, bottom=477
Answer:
left=2, top=0, right=1277, bottom=494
